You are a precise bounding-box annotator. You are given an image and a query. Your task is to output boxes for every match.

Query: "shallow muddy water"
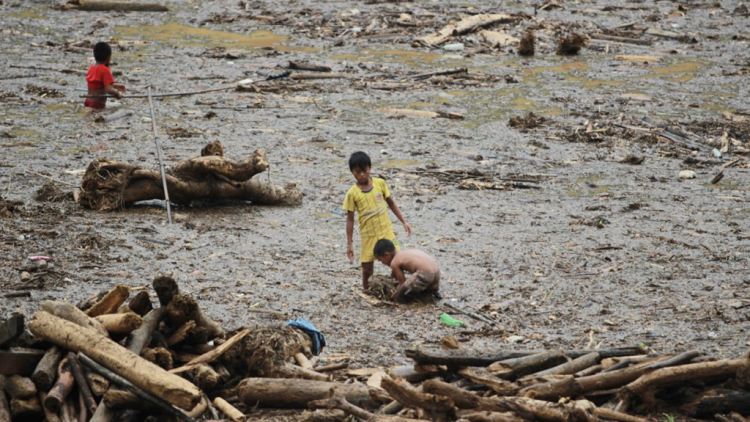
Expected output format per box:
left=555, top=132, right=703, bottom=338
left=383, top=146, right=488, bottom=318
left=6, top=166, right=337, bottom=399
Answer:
left=1, top=0, right=749, bottom=382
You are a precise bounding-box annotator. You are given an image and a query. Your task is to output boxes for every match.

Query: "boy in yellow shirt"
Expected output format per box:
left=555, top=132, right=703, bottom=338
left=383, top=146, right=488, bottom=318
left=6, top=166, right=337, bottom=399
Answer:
left=344, top=151, right=412, bottom=289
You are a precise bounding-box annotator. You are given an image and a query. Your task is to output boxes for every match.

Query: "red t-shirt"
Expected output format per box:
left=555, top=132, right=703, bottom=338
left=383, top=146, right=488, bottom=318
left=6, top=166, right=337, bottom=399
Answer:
left=86, top=64, right=115, bottom=90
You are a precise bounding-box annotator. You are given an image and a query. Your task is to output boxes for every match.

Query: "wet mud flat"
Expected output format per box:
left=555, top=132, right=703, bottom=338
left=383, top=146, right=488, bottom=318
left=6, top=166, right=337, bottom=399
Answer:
left=1, top=0, right=750, bottom=418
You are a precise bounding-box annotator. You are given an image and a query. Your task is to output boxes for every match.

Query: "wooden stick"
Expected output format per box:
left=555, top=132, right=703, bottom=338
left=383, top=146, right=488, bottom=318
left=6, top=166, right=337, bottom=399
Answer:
left=288, top=61, right=332, bottom=72
left=644, top=350, right=699, bottom=370
left=489, top=350, right=568, bottom=379
left=85, top=285, right=130, bottom=317
left=295, top=352, right=313, bottom=369
left=314, top=362, right=348, bottom=372
left=78, top=390, right=86, bottom=422
left=527, top=352, right=600, bottom=377
left=146, top=86, right=173, bottom=225
left=408, top=67, right=467, bottom=80
left=170, top=328, right=250, bottom=374
left=589, top=33, right=652, bottom=45
left=80, top=85, right=235, bottom=99
left=38, top=392, right=61, bottom=422
left=78, top=353, right=198, bottom=422
left=380, top=375, right=456, bottom=421
left=66, top=0, right=168, bottom=11
left=596, top=407, right=649, bottom=422
left=212, top=397, right=246, bottom=422
left=66, top=354, right=97, bottom=414
left=29, top=311, right=201, bottom=410
left=44, top=358, right=74, bottom=413
left=238, top=378, right=379, bottom=409
left=41, top=301, right=109, bottom=337
left=95, top=313, right=143, bottom=335
left=32, top=346, right=65, bottom=391
left=23, top=170, right=77, bottom=187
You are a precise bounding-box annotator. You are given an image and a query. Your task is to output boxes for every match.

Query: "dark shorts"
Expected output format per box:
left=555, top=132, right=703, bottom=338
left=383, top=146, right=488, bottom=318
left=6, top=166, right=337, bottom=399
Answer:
left=394, top=270, right=441, bottom=299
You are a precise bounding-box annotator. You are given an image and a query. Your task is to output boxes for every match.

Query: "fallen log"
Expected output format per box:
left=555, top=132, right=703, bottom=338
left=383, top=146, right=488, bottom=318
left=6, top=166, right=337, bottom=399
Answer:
left=38, top=392, right=61, bottom=422
left=0, top=348, right=45, bottom=376
left=9, top=396, right=43, bottom=421
left=527, top=352, right=600, bottom=378
left=63, top=0, right=168, bottom=11
left=620, top=358, right=750, bottom=408
left=41, top=300, right=109, bottom=337
left=85, top=284, right=130, bottom=317
left=380, top=375, right=455, bottom=421
left=238, top=378, right=379, bottom=409
left=404, top=348, right=536, bottom=367
left=415, top=14, right=518, bottom=46
left=102, top=389, right=159, bottom=412
left=193, top=365, right=220, bottom=390
left=2, top=375, right=36, bottom=399
left=0, top=315, right=24, bottom=348
left=79, top=354, right=197, bottom=422
left=67, top=354, right=97, bottom=414
left=457, top=368, right=519, bottom=396
left=95, top=313, right=143, bottom=335
left=310, top=392, right=421, bottom=422
left=682, top=389, right=750, bottom=418
left=489, top=350, right=568, bottom=380
left=31, top=346, right=65, bottom=390
left=0, top=383, right=9, bottom=422
left=78, top=150, right=302, bottom=211
left=213, top=397, right=245, bottom=422
left=44, top=358, right=74, bottom=413
left=28, top=311, right=201, bottom=410
left=288, top=61, right=332, bottom=72
left=422, top=379, right=506, bottom=412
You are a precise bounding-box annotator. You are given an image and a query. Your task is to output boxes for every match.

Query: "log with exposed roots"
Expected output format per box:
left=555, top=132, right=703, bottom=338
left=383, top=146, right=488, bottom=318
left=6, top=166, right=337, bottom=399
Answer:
left=78, top=147, right=302, bottom=211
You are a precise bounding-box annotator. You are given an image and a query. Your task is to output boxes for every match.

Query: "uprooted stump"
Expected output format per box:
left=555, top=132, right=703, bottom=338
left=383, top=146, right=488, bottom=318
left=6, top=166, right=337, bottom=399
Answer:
left=78, top=147, right=302, bottom=211
left=222, top=325, right=315, bottom=379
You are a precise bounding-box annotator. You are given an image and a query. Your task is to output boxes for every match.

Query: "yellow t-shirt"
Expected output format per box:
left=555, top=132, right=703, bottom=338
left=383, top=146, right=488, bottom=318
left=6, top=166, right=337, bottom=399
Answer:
left=343, top=177, right=398, bottom=262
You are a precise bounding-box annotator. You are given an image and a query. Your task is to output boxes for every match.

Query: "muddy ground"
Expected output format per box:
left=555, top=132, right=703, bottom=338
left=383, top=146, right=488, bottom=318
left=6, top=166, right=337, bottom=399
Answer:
left=1, top=0, right=750, bottom=415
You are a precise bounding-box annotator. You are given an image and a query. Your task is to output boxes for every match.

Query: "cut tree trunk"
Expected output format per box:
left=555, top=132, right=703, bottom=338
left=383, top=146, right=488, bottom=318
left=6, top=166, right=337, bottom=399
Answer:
left=41, top=301, right=109, bottom=337
left=32, top=346, right=65, bottom=391
left=380, top=375, right=455, bottom=422
left=95, top=313, right=143, bottom=335
left=489, top=350, right=569, bottom=380
left=85, top=285, right=130, bottom=318
left=620, top=358, right=750, bottom=408
left=212, top=397, right=245, bottom=422
left=79, top=148, right=301, bottom=211
left=44, top=358, right=74, bottom=413
left=237, top=378, right=379, bottom=409
left=28, top=311, right=201, bottom=411
left=64, top=0, right=168, bottom=11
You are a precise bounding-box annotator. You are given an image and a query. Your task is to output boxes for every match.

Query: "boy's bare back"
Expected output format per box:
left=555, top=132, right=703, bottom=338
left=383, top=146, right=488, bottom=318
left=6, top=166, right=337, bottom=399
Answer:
left=390, top=249, right=439, bottom=274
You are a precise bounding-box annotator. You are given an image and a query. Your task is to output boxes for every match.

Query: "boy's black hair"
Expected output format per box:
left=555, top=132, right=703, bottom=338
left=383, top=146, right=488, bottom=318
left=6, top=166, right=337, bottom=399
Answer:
left=349, top=151, right=371, bottom=171
left=374, top=239, right=396, bottom=257
left=94, top=42, right=112, bottom=63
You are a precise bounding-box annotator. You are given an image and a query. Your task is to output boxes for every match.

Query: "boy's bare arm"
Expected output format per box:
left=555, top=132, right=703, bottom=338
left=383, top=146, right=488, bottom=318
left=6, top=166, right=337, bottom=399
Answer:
left=385, top=196, right=412, bottom=236
left=346, top=211, right=355, bottom=262
left=390, top=264, right=406, bottom=286
left=104, top=83, right=124, bottom=99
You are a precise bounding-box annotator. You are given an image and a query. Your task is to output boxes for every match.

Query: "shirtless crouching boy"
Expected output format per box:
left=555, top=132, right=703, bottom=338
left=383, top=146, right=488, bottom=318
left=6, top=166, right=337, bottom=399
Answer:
left=373, top=239, right=442, bottom=302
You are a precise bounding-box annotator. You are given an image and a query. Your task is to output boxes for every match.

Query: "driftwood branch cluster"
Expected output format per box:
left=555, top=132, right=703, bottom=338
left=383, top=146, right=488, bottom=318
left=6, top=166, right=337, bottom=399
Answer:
left=78, top=142, right=302, bottom=211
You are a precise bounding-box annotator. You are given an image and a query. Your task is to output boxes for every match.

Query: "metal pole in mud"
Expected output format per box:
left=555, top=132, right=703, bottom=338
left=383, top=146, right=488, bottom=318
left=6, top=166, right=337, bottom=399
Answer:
left=147, top=86, right=173, bottom=225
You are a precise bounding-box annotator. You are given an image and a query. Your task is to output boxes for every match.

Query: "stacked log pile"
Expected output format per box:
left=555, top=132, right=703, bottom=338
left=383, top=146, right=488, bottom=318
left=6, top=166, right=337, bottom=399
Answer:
left=2, top=279, right=749, bottom=422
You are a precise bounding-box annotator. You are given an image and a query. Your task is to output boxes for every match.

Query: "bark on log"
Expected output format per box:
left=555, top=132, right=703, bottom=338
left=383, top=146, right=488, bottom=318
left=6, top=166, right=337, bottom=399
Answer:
left=0, top=385, right=9, bottom=422
left=489, top=350, right=568, bottom=380
left=422, top=379, right=502, bottom=411
left=682, top=389, right=750, bottom=418
left=9, top=396, right=43, bottom=421
left=527, top=352, right=600, bottom=378
left=520, top=355, right=670, bottom=401
left=380, top=375, right=455, bottom=421
left=213, top=397, right=245, bottom=422
left=32, top=346, right=64, bottom=391
left=457, top=410, right=525, bottom=422
left=67, top=354, right=97, bottom=414
left=40, top=301, right=108, bottom=337
left=238, top=378, right=379, bottom=409
left=102, top=389, right=159, bottom=412
left=64, top=0, right=168, bottom=11
left=405, top=348, right=537, bottom=367
left=85, top=285, right=130, bottom=318
left=194, top=365, right=220, bottom=390
left=79, top=149, right=301, bottom=210
left=44, top=358, right=74, bottom=413
left=95, top=313, right=143, bottom=335
left=153, top=275, right=179, bottom=307
left=38, top=392, right=61, bottom=422
left=2, top=375, right=36, bottom=399
left=28, top=311, right=201, bottom=410
left=621, top=358, right=750, bottom=408
left=127, top=291, right=153, bottom=317
left=458, top=368, right=519, bottom=396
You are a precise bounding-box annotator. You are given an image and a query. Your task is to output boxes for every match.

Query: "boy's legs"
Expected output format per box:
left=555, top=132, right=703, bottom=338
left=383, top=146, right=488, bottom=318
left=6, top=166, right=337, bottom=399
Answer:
left=361, top=261, right=374, bottom=289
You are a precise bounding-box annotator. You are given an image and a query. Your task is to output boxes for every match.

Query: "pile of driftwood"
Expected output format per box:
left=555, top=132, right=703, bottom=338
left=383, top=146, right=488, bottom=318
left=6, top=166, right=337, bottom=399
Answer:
left=0, top=275, right=330, bottom=422
left=3, top=277, right=750, bottom=422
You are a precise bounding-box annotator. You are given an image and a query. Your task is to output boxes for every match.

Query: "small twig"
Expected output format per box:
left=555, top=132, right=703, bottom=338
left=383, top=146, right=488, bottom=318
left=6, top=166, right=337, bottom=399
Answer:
left=24, top=170, right=77, bottom=187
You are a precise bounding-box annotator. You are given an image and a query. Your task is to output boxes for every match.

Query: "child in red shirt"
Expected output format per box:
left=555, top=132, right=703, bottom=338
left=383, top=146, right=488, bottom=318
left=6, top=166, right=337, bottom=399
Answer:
left=84, top=42, right=126, bottom=109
